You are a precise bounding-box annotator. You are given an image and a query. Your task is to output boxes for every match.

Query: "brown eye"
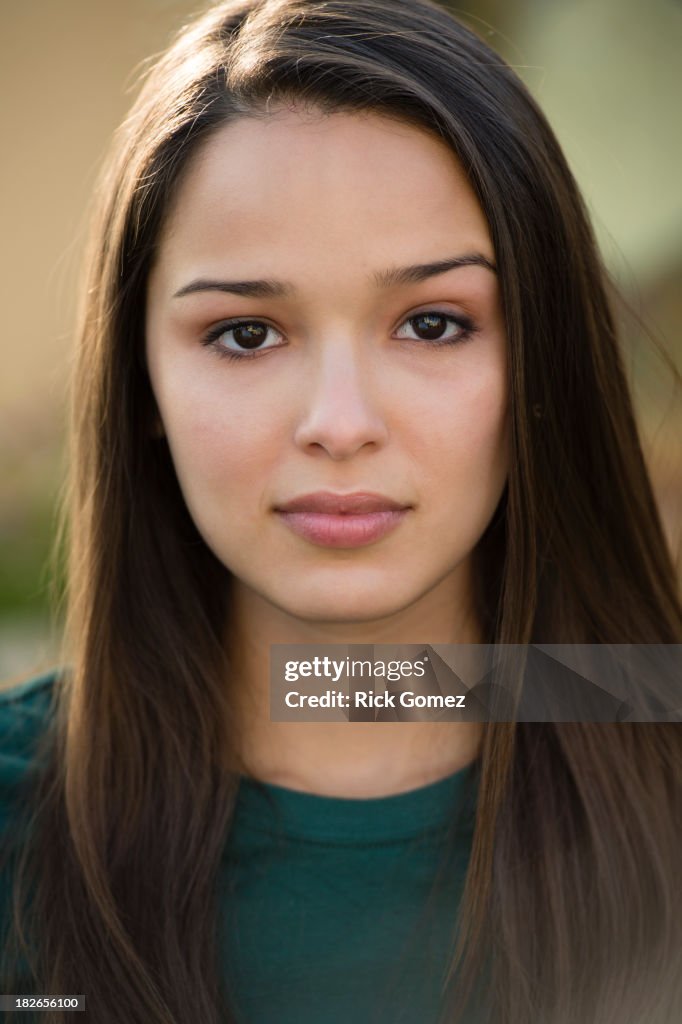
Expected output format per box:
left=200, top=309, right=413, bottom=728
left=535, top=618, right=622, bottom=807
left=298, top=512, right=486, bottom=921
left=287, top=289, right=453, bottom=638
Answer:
left=202, top=319, right=284, bottom=358
left=395, top=311, right=477, bottom=345
left=227, top=322, right=269, bottom=350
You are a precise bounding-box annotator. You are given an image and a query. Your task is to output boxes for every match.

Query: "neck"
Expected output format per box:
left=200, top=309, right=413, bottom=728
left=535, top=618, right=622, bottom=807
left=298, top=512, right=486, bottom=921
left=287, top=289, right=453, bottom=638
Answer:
left=223, top=568, right=485, bottom=798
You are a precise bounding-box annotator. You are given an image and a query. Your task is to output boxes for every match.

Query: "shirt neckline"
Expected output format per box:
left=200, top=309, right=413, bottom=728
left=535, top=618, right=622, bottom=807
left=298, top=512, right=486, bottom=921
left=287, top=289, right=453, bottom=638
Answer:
left=233, top=760, right=479, bottom=844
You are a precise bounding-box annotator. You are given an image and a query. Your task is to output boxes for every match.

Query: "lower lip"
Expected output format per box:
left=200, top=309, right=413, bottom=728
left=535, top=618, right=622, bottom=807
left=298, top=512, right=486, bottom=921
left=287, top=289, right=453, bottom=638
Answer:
left=276, top=509, right=409, bottom=548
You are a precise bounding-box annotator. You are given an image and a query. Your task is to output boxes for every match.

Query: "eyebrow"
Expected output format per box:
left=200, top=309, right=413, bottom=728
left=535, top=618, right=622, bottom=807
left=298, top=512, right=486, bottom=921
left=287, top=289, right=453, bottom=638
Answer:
left=172, top=253, right=497, bottom=299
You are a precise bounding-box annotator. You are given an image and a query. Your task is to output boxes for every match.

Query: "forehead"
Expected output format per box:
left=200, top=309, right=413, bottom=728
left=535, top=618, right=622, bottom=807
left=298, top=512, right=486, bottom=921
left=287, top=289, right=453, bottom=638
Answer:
left=154, top=108, right=494, bottom=287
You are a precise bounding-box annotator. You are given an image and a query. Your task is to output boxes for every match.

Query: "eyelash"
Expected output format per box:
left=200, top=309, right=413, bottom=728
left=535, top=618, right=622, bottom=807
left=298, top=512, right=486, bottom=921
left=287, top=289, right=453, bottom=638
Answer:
left=200, top=310, right=479, bottom=362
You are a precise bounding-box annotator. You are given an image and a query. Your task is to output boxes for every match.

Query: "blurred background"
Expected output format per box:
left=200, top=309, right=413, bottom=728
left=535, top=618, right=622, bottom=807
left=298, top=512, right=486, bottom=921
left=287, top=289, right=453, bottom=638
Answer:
left=1, top=0, right=681, bottom=681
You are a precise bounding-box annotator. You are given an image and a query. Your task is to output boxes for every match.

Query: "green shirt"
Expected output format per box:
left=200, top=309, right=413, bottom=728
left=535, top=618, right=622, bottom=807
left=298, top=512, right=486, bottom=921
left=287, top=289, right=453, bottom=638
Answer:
left=1, top=671, right=482, bottom=1023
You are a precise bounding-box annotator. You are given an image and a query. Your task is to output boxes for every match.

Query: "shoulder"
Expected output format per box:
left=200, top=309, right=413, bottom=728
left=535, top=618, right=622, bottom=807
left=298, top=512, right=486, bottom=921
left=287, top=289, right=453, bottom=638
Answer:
left=0, top=669, right=60, bottom=836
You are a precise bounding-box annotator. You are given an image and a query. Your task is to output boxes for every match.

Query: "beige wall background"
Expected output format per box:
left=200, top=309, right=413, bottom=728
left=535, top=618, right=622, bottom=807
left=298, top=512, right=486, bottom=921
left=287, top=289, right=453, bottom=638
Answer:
left=1, top=0, right=681, bottom=679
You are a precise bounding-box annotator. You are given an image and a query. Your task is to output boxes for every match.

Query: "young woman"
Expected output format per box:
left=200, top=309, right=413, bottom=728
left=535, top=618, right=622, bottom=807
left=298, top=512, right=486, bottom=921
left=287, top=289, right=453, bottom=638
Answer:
left=1, top=0, right=680, bottom=1021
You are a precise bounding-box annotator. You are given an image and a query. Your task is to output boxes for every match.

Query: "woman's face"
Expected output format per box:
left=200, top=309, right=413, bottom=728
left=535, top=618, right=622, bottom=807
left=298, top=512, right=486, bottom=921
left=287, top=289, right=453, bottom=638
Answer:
left=146, top=107, right=509, bottom=624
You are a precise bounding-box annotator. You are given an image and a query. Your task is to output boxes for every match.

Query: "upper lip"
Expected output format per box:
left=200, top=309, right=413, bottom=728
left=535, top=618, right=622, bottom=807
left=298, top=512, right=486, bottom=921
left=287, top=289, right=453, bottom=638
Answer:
left=276, top=491, right=410, bottom=514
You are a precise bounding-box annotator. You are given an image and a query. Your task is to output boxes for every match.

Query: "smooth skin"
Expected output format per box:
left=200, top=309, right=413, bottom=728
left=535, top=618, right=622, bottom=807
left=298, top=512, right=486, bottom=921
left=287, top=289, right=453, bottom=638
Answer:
left=145, top=105, right=509, bottom=796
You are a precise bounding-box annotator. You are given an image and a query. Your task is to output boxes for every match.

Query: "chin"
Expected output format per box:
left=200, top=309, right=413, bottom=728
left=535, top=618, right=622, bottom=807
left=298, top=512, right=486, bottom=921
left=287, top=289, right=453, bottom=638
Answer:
left=276, top=589, right=416, bottom=625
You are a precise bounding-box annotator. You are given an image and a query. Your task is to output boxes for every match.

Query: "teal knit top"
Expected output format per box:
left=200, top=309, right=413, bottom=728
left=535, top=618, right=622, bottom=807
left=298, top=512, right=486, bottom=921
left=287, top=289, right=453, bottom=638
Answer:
left=0, top=671, right=483, bottom=1023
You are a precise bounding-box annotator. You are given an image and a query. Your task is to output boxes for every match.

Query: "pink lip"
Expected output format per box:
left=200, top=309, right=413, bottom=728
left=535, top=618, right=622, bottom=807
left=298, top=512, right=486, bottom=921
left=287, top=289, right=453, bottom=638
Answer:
left=277, top=509, right=408, bottom=547
left=276, top=490, right=409, bottom=514
left=274, top=491, right=412, bottom=548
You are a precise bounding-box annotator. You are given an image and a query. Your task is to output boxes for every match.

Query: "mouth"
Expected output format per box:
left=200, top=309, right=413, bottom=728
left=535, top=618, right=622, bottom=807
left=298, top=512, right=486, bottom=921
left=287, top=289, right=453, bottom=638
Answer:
left=275, top=508, right=410, bottom=548
left=274, top=491, right=412, bottom=549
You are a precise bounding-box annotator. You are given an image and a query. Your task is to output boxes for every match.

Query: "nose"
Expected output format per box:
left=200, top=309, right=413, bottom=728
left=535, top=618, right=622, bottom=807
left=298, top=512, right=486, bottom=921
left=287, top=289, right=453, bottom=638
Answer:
left=292, top=340, right=389, bottom=460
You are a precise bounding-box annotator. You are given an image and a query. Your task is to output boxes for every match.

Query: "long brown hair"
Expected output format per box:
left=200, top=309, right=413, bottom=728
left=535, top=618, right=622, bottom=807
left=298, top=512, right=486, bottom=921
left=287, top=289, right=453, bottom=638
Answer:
left=2, top=1, right=681, bottom=1020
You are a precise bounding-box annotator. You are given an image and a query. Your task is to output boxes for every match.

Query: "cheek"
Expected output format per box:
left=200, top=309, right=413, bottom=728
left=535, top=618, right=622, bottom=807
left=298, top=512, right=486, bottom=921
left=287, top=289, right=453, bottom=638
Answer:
left=408, top=359, right=509, bottom=477
left=437, top=406, right=507, bottom=567
left=157, top=377, right=283, bottom=516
